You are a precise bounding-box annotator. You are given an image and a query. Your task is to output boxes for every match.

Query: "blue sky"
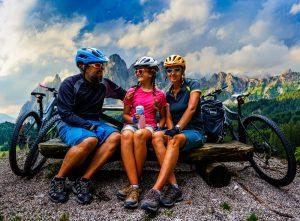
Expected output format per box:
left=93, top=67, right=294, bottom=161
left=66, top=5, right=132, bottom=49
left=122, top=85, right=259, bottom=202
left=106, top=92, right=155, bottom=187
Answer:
left=0, top=0, right=300, bottom=117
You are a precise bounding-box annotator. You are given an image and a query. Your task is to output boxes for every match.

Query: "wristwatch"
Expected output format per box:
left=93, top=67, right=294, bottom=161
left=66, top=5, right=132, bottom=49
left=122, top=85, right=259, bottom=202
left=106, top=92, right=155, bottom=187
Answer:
left=175, top=124, right=182, bottom=132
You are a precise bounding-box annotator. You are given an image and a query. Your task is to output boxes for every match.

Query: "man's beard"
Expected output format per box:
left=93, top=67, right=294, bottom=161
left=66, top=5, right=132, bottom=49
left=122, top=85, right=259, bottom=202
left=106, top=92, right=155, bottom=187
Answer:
left=90, top=71, right=103, bottom=84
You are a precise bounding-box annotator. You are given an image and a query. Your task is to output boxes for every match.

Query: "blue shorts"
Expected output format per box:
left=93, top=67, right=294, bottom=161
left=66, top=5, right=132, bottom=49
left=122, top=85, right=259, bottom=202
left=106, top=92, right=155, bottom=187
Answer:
left=58, top=120, right=119, bottom=147
left=181, top=129, right=206, bottom=152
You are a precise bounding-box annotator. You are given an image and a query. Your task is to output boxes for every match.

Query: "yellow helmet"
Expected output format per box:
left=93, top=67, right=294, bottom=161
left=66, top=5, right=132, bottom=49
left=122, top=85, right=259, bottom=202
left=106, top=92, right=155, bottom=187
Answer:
left=164, top=54, right=186, bottom=70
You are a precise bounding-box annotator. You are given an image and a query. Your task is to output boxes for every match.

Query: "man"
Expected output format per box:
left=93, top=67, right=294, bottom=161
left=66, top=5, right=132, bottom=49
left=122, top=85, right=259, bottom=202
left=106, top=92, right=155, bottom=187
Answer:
left=49, top=47, right=126, bottom=204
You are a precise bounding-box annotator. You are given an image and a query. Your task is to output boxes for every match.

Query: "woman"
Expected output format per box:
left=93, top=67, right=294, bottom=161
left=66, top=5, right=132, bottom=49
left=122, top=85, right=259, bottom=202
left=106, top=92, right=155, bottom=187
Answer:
left=117, top=56, right=167, bottom=208
left=141, top=55, right=206, bottom=212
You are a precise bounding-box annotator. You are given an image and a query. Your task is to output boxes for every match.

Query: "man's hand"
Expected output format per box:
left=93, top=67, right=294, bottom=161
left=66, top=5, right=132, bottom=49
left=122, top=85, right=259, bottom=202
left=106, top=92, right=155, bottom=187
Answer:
left=165, top=127, right=180, bottom=137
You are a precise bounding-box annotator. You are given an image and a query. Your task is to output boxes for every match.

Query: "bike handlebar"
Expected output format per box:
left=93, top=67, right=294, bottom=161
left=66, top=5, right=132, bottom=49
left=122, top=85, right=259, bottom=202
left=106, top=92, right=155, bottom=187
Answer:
left=202, top=85, right=228, bottom=99
left=39, top=83, right=58, bottom=93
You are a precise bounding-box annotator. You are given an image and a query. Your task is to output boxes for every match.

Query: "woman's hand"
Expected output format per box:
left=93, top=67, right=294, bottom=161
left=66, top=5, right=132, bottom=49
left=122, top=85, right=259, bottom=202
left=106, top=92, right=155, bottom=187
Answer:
left=165, top=127, right=180, bottom=137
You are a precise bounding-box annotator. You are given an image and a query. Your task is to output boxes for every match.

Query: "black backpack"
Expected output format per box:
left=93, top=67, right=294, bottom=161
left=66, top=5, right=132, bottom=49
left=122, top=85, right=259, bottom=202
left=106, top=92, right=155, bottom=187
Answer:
left=201, top=99, right=225, bottom=142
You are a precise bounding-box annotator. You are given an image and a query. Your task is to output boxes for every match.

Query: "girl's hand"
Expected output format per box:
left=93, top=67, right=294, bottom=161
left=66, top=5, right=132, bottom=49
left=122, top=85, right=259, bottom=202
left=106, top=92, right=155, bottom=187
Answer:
left=134, top=113, right=140, bottom=120
left=132, top=113, right=140, bottom=124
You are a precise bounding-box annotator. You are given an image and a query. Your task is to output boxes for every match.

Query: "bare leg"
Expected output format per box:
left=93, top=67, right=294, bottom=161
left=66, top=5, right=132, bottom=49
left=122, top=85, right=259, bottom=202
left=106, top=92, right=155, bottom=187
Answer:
left=120, top=130, right=139, bottom=185
left=133, top=129, right=152, bottom=178
left=82, top=132, right=120, bottom=179
left=56, top=137, right=98, bottom=178
left=153, top=134, right=186, bottom=190
left=152, top=132, right=177, bottom=185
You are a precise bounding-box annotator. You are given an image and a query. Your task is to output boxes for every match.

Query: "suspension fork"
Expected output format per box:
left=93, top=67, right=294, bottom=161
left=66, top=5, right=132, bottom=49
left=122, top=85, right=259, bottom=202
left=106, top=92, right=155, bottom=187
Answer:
left=237, top=97, right=246, bottom=142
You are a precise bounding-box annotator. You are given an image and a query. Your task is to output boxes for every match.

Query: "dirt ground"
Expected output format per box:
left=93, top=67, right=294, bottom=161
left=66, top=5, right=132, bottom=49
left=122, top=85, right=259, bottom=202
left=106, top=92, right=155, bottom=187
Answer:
left=0, top=157, right=299, bottom=221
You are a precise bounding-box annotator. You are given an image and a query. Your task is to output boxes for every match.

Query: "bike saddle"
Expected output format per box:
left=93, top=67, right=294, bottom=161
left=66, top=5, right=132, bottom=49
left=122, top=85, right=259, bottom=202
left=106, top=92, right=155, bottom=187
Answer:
left=31, top=92, right=46, bottom=97
left=231, top=92, right=250, bottom=99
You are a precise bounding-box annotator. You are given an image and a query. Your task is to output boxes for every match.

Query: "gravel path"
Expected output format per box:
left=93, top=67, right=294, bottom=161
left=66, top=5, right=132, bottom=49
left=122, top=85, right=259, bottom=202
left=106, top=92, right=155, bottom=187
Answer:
left=0, top=157, right=299, bottom=221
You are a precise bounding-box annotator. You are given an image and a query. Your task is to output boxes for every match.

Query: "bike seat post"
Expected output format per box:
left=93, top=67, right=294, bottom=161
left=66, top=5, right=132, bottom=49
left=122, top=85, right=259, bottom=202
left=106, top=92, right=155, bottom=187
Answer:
left=36, top=96, right=44, bottom=118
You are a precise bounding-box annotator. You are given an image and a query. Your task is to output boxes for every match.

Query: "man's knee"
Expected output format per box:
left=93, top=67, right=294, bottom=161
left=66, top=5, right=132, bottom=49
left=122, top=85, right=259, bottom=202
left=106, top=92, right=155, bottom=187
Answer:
left=108, top=132, right=121, bottom=145
left=68, top=137, right=98, bottom=156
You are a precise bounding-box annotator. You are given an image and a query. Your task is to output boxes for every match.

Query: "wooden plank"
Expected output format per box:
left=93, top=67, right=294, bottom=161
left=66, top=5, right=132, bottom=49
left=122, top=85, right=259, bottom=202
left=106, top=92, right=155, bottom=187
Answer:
left=39, top=139, right=253, bottom=162
left=189, top=140, right=253, bottom=162
left=39, top=138, right=69, bottom=159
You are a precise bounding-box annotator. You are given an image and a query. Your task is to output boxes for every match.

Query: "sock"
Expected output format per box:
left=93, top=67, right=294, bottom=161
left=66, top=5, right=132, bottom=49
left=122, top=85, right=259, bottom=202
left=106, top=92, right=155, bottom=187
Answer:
left=172, top=183, right=179, bottom=189
left=132, top=184, right=139, bottom=189
left=152, top=188, right=161, bottom=195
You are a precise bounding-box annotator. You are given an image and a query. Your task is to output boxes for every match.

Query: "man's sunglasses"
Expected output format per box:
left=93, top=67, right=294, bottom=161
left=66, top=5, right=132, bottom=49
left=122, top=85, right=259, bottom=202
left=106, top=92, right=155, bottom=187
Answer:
left=166, top=67, right=182, bottom=73
left=89, top=63, right=105, bottom=70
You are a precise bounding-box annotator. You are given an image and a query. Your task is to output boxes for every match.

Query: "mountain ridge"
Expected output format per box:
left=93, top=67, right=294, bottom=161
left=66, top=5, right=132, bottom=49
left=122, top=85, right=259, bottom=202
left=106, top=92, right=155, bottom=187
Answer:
left=18, top=54, right=300, bottom=116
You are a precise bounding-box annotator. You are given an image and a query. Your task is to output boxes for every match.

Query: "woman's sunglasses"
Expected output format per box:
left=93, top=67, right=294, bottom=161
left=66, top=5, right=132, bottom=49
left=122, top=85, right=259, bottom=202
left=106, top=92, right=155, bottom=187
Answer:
left=166, top=67, right=182, bottom=73
left=135, top=69, right=145, bottom=76
left=89, top=63, right=105, bottom=70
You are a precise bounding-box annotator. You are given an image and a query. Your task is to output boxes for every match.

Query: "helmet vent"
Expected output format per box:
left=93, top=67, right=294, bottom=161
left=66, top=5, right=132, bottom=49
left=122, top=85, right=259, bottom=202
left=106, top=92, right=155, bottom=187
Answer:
left=79, top=54, right=88, bottom=59
left=92, top=50, right=100, bottom=57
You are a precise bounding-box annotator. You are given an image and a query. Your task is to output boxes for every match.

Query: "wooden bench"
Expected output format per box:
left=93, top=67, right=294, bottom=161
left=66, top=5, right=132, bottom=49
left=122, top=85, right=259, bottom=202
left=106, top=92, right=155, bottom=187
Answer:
left=39, top=139, right=253, bottom=187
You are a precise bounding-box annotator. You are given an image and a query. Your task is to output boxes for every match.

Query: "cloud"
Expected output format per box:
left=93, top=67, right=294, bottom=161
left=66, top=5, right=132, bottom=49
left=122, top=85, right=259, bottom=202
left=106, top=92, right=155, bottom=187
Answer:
left=290, top=2, right=300, bottom=15
left=185, top=38, right=300, bottom=76
left=0, top=0, right=85, bottom=116
left=117, top=0, right=211, bottom=56
left=0, top=104, right=21, bottom=117
left=1, top=0, right=300, bottom=116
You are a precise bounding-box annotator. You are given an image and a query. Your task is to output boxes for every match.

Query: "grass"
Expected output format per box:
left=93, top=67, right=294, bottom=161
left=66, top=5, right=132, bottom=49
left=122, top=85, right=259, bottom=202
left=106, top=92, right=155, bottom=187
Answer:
left=295, top=147, right=300, bottom=164
left=246, top=213, right=258, bottom=221
left=58, top=213, right=69, bottom=221
left=9, top=215, right=22, bottom=221
left=220, top=202, right=231, bottom=211
left=0, top=151, right=8, bottom=158
left=163, top=208, right=173, bottom=217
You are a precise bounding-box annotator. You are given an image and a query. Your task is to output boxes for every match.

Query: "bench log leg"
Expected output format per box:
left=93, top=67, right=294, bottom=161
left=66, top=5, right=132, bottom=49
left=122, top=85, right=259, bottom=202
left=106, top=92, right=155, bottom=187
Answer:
left=196, top=162, right=231, bottom=187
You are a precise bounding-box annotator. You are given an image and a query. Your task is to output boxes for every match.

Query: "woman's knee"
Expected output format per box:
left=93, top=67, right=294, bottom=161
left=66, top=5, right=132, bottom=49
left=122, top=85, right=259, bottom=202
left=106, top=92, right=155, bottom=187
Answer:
left=121, top=130, right=134, bottom=141
left=134, top=129, right=150, bottom=140
left=152, top=131, right=164, bottom=145
left=168, top=134, right=185, bottom=149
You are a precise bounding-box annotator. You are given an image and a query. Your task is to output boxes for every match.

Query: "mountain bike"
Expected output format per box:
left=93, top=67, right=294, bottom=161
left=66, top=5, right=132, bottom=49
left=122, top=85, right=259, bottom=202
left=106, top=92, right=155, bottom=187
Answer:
left=9, top=83, right=58, bottom=176
left=204, top=86, right=296, bottom=186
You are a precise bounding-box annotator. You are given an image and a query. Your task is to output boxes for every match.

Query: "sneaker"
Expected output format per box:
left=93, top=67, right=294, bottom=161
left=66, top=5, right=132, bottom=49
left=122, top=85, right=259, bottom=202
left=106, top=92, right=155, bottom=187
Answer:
left=116, top=185, right=133, bottom=200
left=141, top=189, right=161, bottom=212
left=160, top=184, right=183, bottom=207
left=124, top=188, right=141, bottom=208
left=49, top=177, right=69, bottom=203
left=72, top=178, right=93, bottom=205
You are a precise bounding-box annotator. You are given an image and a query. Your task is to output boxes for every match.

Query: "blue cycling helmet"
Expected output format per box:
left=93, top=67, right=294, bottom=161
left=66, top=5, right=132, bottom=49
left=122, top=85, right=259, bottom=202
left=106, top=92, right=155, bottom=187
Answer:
left=75, top=48, right=109, bottom=67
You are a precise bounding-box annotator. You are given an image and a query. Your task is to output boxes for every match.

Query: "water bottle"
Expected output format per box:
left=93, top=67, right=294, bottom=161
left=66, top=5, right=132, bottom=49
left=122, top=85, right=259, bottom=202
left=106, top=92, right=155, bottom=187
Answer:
left=136, top=105, right=146, bottom=129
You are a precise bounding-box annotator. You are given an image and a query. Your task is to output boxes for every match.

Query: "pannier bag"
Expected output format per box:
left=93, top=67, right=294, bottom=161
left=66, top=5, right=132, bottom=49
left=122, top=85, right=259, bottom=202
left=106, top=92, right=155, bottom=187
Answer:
left=201, top=99, right=225, bottom=142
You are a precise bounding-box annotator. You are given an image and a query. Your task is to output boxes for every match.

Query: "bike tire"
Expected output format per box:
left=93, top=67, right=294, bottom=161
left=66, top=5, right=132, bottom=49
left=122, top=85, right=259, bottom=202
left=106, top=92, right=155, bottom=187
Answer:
left=242, top=114, right=296, bottom=187
left=9, top=111, right=41, bottom=176
left=24, top=114, right=60, bottom=176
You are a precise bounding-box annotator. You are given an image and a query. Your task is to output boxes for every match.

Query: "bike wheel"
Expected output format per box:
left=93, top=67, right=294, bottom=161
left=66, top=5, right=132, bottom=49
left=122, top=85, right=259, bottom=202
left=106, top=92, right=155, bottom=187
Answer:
left=242, top=114, right=296, bottom=186
left=24, top=114, right=60, bottom=176
left=9, top=111, right=41, bottom=176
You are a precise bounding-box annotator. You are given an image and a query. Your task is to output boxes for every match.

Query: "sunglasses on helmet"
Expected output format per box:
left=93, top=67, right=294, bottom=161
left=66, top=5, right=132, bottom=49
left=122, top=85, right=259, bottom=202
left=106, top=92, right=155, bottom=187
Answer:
left=166, top=67, right=182, bottom=73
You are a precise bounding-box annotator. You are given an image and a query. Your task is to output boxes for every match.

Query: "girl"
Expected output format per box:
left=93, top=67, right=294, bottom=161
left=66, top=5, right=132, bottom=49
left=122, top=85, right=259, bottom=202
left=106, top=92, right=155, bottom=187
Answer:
left=117, top=56, right=167, bottom=208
